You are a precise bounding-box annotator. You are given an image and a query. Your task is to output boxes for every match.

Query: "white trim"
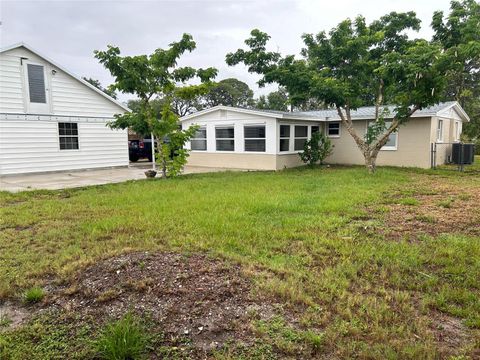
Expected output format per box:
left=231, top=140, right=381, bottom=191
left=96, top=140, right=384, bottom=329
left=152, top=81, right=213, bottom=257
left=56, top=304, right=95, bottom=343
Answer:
left=436, top=119, right=444, bottom=142
left=1, top=42, right=130, bottom=112
left=23, top=60, right=51, bottom=114
left=326, top=122, right=341, bottom=138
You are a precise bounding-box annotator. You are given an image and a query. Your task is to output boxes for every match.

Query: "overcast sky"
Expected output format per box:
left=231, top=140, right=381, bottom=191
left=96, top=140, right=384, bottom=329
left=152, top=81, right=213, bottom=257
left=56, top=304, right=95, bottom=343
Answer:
left=1, top=0, right=453, bottom=103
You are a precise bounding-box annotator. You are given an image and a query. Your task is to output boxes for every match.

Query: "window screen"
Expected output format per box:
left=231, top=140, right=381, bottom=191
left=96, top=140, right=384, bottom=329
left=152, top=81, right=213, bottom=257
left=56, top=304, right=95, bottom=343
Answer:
left=216, top=127, right=234, bottom=151
left=327, top=122, right=340, bottom=136
left=279, top=125, right=290, bottom=152
left=191, top=127, right=207, bottom=151
left=294, top=125, right=308, bottom=151
left=58, top=123, right=79, bottom=150
left=27, top=64, right=46, bottom=103
left=244, top=126, right=266, bottom=152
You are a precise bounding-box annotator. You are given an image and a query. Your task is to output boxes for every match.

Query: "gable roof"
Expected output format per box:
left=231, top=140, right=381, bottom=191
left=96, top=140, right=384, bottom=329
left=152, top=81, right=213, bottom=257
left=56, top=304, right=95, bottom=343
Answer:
left=0, top=42, right=129, bottom=112
left=180, top=101, right=470, bottom=122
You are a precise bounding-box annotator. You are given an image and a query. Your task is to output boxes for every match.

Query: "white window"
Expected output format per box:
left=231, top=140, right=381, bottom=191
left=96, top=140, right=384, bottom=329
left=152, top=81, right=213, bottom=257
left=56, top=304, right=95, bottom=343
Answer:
left=191, top=127, right=207, bottom=151
left=327, top=122, right=340, bottom=137
left=244, top=125, right=266, bottom=152
left=215, top=127, right=234, bottom=151
left=294, top=126, right=308, bottom=151
left=367, top=120, right=398, bottom=150
left=455, top=121, right=460, bottom=141
left=279, top=125, right=290, bottom=152
left=58, top=123, right=79, bottom=150
left=437, top=119, right=444, bottom=142
left=24, top=62, right=49, bottom=113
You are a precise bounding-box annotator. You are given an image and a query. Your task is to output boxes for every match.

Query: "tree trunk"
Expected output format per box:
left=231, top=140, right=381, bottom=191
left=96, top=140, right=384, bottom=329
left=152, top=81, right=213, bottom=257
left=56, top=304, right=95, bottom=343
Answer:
left=364, top=153, right=377, bottom=174
left=156, top=138, right=168, bottom=179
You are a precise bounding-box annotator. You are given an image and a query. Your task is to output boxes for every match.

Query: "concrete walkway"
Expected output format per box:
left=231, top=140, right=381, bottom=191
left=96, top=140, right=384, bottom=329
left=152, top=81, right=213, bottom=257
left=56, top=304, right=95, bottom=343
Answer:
left=0, top=165, right=238, bottom=192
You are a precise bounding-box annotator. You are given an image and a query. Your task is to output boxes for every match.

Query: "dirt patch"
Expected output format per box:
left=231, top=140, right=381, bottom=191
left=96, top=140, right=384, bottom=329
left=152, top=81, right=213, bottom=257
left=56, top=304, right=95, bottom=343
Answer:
left=0, top=302, right=30, bottom=331
left=36, top=251, right=283, bottom=356
left=377, top=176, right=480, bottom=240
left=428, top=311, right=474, bottom=355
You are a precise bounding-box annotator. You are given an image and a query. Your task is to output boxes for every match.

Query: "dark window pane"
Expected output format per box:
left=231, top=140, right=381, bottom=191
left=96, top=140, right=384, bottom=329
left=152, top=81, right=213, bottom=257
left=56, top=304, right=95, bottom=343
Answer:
left=294, top=138, right=307, bottom=151
left=59, top=123, right=79, bottom=150
left=215, top=127, right=234, bottom=139
left=280, top=139, right=290, bottom=152
left=280, top=125, right=290, bottom=138
left=194, top=128, right=206, bottom=139
left=328, top=123, right=340, bottom=136
left=27, top=64, right=46, bottom=103
left=216, top=139, right=234, bottom=151
left=245, top=139, right=265, bottom=152
left=294, top=126, right=308, bottom=137
left=244, top=126, right=265, bottom=139
left=311, top=126, right=319, bottom=134
left=191, top=139, right=207, bottom=150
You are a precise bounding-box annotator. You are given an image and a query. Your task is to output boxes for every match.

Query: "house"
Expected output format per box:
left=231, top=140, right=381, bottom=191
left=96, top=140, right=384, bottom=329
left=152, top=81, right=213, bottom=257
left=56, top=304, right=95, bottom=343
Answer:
left=180, top=102, right=470, bottom=170
left=0, top=43, right=129, bottom=176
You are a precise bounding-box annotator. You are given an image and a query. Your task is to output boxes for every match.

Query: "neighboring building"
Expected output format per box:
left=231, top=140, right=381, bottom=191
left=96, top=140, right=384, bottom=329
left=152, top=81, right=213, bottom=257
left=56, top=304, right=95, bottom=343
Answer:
left=0, top=43, right=129, bottom=175
left=180, top=102, right=470, bottom=170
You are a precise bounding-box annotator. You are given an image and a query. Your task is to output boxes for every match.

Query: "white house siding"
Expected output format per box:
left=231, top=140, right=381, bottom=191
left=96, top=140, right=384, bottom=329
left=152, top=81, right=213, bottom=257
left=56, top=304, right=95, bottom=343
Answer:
left=0, top=45, right=129, bottom=175
left=0, top=115, right=128, bottom=175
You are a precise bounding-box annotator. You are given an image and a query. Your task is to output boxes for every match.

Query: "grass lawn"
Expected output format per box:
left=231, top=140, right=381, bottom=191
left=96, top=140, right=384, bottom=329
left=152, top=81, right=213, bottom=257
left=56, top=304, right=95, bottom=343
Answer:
left=1, top=163, right=479, bottom=358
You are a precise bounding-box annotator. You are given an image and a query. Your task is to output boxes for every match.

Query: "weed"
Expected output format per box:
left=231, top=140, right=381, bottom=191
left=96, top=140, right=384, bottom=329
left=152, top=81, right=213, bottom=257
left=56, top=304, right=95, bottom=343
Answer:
left=399, top=197, right=420, bottom=206
left=23, top=286, right=45, bottom=304
left=94, top=312, right=149, bottom=360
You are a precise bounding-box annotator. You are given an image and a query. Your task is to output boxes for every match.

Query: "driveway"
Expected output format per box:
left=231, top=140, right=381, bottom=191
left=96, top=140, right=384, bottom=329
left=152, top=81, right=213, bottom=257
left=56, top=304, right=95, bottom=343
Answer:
left=0, top=165, right=240, bottom=192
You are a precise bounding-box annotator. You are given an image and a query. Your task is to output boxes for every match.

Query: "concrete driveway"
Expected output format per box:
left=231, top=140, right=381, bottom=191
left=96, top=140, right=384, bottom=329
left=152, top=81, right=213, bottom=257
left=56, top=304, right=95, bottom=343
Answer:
left=0, top=165, right=239, bottom=192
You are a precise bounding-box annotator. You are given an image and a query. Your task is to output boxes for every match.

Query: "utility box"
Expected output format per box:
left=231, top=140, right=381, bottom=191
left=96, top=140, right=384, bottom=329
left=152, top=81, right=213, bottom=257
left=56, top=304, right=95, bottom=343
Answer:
left=452, top=143, right=476, bottom=165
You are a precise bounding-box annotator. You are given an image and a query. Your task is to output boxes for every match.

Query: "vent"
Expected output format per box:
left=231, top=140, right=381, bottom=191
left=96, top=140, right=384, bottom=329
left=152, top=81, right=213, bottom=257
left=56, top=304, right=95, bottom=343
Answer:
left=452, top=143, right=476, bottom=165
left=27, top=64, right=46, bottom=103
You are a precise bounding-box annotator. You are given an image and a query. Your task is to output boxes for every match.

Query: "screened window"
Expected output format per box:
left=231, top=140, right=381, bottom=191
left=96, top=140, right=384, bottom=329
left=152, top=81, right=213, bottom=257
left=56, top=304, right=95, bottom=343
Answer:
left=58, top=123, right=79, bottom=150
left=311, top=126, right=320, bottom=134
left=367, top=120, right=397, bottom=149
left=294, top=126, right=308, bottom=151
left=327, top=122, right=340, bottom=137
left=27, top=64, right=46, bottom=103
left=437, top=119, right=444, bottom=142
left=279, top=125, right=290, bottom=152
left=244, top=125, right=265, bottom=152
left=216, top=127, right=234, bottom=151
left=191, top=127, right=207, bottom=151
left=455, top=121, right=460, bottom=141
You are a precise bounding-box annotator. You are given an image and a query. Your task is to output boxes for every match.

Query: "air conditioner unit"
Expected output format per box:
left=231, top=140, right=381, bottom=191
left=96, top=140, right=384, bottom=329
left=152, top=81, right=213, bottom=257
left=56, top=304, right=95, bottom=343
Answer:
left=452, top=143, right=476, bottom=165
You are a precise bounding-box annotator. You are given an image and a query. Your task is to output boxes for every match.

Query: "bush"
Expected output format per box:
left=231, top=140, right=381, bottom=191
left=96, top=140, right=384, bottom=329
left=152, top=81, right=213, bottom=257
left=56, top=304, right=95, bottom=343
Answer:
left=95, top=312, right=148, bottom=360
left=299, top=131, right=333, bottom=167
left=23, top=286, right=45, bottom=304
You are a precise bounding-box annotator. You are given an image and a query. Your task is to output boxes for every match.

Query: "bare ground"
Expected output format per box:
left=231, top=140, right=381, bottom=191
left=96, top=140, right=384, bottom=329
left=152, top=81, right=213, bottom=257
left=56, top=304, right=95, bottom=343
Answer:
left=1, top=252, right=288, bottom=358
left=376, top=175, right=480, bottom=240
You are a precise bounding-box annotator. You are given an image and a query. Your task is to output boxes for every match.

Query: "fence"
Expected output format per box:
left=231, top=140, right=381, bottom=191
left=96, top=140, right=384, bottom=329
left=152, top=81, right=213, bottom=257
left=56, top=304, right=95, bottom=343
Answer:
left=430, top=142, right=478, bottom=172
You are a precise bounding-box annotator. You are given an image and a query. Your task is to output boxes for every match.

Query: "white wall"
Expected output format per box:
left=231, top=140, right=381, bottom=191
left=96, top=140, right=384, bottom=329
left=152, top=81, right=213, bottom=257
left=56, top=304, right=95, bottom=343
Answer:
left=0, top=115, right=128, bottom=175
left=0, top=46, right=125, bottom=117
left=182, top=109, right=278, bottom=154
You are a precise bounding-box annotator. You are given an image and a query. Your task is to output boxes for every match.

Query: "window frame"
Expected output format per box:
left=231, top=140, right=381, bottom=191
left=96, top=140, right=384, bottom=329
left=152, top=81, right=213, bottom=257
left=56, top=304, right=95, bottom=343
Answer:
left=454, top=121, right=460, bottom=141
left=191, top=126, right=207, bottom=151
left=215, top=126, right=235, bottom=152
left=279, top=124, right=291, bottom=152
left=437, top=119, right=444, bottom=142
left=23, top=60, right=50, bottom=114
left=294, top=125, right=308, bottom=151
left=366, top=120, right=398, bottom=151
left=244, top=125, right=266, bottom=152
left=327, top=122, right=340, bottom=138
left=58, top=122, right=80, bottom=151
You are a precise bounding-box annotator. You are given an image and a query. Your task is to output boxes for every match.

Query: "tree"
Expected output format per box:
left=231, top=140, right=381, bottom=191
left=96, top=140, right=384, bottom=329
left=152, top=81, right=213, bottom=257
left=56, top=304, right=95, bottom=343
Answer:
left=299, top=131, right=333, bottom=167
left=203, top=78, right=254, bottom=108
left=82, top=77, right=117, bottom=99
left=256, top=87, right=289, bottom=111
left=226, top=13, right=450, bottom=173
left=432, top=0, right=480, bottom=140
left=95, top=34, right=217, bottom=178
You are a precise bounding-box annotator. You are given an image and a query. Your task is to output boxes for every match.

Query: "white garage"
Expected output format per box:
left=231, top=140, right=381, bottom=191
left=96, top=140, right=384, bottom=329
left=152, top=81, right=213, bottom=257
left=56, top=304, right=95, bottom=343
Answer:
left=0, top=43, right=129, bottom=176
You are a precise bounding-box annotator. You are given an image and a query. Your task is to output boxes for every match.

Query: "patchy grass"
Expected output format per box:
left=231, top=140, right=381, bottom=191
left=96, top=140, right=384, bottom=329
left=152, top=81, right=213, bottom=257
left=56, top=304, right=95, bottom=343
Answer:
left=1, top=165, right=479, bottom=358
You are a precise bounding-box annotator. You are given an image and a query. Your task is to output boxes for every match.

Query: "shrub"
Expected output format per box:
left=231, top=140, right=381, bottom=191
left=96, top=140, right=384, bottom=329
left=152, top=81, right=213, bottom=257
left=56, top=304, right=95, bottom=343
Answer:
left=299, top=131, right=333, bottom=167
left=95, top=312, right=148, bottom=360
left=23, top=286, right=45, bottom=304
